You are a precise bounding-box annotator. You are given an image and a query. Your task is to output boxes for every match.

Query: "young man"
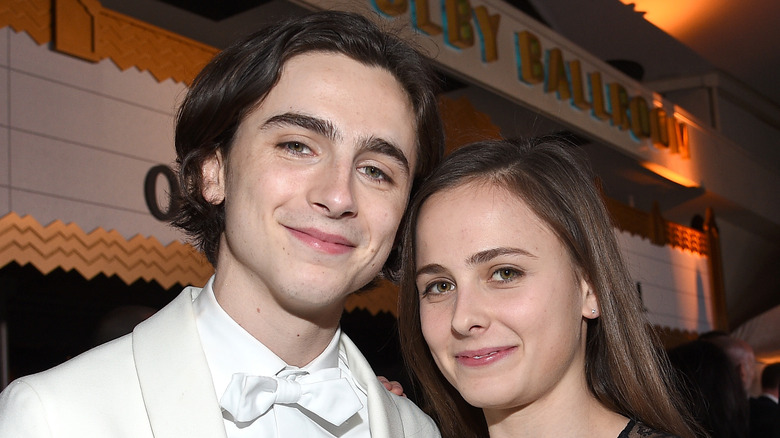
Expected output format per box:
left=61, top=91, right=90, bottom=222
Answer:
left=0, top=11, right=444, bottom=437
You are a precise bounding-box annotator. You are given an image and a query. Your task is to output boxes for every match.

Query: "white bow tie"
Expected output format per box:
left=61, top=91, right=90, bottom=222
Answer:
left=220, top=368, right=363, bottom=426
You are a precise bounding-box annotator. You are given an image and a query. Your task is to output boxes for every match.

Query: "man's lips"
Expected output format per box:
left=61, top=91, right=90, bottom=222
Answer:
left=285, top=226, right=356, bottom=255
left=455, top=346, right=517, bottom=366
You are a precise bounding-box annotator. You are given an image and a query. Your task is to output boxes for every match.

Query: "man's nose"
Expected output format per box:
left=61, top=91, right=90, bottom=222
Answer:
left=308, top=163, right=357, bottom=219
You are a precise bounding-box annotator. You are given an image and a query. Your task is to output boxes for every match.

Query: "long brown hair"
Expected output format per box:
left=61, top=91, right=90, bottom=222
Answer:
left=398, top=136, right=700, bottom=438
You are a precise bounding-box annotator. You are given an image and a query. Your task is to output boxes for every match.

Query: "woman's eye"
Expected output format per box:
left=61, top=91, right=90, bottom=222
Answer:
left=491, top=268, right=520, bottom=282
left=423, top=281, right=454, bottom=296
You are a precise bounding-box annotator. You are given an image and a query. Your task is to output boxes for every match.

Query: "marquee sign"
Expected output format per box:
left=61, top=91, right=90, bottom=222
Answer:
left=368, top=0, right=690, bottom=158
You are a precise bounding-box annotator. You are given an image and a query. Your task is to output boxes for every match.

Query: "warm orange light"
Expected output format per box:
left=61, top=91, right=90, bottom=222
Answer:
left=757, top=355, right=780, bottom=365
left=640, top=161, right=699, bottom=188
left=619, top=0, right=728, bottom=38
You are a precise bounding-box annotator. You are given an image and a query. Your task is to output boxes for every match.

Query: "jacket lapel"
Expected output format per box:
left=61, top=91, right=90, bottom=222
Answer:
left=339, top=333, right=403, bottom=438
left=132, top=286, right=227, bottom=438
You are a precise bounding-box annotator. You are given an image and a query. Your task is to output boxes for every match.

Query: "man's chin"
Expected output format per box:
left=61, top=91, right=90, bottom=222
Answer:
left=355, top=277, right=381, bottom=293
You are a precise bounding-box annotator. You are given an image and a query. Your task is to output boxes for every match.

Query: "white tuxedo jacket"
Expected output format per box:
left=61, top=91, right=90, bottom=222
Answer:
left=0, top=286, right=439, bottom=438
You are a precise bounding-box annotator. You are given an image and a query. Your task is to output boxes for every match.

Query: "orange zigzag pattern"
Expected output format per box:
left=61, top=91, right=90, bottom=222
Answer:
left=96, top=9, right=217, bottom=84
left=0, top=0, right=217, bottom=85
left=0, top=0, right=51, bottom=45
left=0, top=212, right=213, bottom=289
left=0, top=212, right=398, bottom=315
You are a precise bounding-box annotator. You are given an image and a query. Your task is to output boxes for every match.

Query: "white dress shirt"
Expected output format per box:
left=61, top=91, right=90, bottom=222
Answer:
left=193, top=276, right=370, bottom=437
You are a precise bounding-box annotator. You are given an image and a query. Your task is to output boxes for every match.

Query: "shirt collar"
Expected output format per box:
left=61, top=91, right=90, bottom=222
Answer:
left=193, top=276, right=342, bottom=397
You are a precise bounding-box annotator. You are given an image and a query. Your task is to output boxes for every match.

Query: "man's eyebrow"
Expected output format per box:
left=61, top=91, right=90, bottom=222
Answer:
left=467, top=247, right=536, bottom=266
left=357, top=137, right=411, bottom=176
left=260, top=113, right=410, bottom=175
left=260, top=112, right=340, bottom=142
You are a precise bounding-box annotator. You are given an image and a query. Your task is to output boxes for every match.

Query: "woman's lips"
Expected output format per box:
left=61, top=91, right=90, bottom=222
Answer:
left=286, top=226, right=356, bottom=255
left=455, top=346, right=517, bottom=367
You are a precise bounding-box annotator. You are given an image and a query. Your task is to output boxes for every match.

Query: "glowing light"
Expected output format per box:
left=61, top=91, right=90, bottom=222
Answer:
left=758, top=355, right=780, bottom=364
left=619, top=0, right=728, bottom=38
left=640, top=161, right=699, bottom=187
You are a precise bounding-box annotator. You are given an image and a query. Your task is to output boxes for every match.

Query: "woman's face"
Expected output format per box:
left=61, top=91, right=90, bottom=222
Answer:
left=415, top=182, right=598, bottom=412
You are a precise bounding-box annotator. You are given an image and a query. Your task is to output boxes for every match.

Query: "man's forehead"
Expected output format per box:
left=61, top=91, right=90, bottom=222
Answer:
left=257, top=52, right=417, bottom=154
left=275, top=52, right=411, bottom=109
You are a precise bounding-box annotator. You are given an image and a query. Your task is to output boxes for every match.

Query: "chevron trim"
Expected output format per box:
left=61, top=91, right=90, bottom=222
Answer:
left=0, top=0, right=51, bottom=45
left=604, top=197, right=710, bottom=256
left=0, top=213, right=402, bottom=315
left=91, top=7, right=218, bottom=84
left=0, top=212, right=213, bottom=289
left=0, top=0, right=217, bottom=85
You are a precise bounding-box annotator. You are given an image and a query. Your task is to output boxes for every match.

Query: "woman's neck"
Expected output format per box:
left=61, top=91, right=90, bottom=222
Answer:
left=484, top=389, right=628, bottom=438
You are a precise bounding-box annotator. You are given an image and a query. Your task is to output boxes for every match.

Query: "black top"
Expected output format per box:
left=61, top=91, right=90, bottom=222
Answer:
left=618, top=420, right=680, bottom=438
left=749, top=396, right=780, bottom=438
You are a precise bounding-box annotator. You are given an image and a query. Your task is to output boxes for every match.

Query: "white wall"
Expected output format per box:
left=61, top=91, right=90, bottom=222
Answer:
left=717, top=95, right=780, bottom=171
left=618, top=230, right=714, bottom=332
left=0, top=29, right=188, bottom=244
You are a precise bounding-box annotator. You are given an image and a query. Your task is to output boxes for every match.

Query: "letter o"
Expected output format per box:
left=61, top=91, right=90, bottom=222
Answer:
left=144, top=165, right=179, bottom=221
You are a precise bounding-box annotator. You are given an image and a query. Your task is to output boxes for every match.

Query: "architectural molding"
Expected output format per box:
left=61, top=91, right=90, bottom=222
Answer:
left=0, top=0, right=51, bottom=45
left=0, top=212, right=213, bottom=289
left=0, top=0, right=217, bottom=85
left=605, top=198, right=710, bottom=256
left=0, top=213, right=402, bottom=315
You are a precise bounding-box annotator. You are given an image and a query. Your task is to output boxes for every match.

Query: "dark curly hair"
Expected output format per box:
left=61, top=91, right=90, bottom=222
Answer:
left=171, top=10, right=444, bottom=268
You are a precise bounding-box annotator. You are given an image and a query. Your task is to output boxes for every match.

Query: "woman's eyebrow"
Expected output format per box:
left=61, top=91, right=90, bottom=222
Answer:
left=415, top=263, right=447, bottom=279
left=467, top=247, right=536, bottom=266
left=415, top=248, right=535, bottom=278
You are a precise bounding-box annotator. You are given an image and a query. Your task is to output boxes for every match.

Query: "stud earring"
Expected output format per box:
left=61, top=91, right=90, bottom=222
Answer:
left=591, top=309, right=597, bottom=314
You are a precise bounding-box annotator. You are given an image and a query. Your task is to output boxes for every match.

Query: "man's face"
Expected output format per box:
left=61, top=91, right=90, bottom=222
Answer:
left=202, top=52, right=417, bottom=321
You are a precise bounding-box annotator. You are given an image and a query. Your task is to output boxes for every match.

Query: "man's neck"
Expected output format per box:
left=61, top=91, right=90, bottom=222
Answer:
left=211, top=270, right=344, bottom=367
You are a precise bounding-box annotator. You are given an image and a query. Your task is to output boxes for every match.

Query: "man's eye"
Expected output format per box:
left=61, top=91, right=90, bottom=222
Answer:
left=281, top=142, right=312, bottom=155
left=360, top=166, right=390, bottom=182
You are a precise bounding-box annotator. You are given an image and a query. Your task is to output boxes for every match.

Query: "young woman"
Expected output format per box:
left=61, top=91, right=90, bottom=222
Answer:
left=398, top=137, right=702, bottom=438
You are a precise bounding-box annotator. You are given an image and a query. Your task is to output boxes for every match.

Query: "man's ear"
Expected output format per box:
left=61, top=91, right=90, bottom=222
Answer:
left=580, top=277, right=599, bottom=319
left=201, top=150, right=226, bottom=205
